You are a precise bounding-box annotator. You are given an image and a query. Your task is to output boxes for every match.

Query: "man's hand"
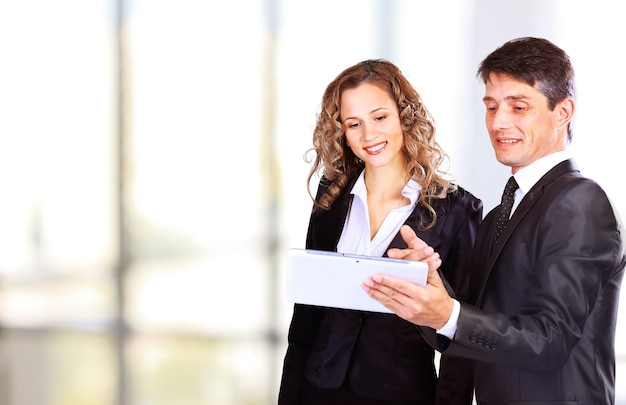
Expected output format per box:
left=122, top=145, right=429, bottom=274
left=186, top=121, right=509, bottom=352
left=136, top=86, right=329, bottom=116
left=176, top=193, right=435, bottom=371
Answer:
left=361, top=225, right=454, bottom=329
left=387, top=225, right=441, bottom=270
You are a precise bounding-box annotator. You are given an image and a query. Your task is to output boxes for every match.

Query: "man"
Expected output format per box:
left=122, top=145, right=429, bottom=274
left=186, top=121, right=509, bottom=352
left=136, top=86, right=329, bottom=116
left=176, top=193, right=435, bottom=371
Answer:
left=363, top=37, right=626, bottom=404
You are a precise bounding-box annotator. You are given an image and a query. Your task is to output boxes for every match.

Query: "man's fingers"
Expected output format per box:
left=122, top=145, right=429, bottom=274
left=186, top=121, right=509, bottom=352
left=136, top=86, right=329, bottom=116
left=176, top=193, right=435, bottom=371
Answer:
left=388, top=246, right=437, bottom=262
left=387, top=247, right=414, bottom=260
left=362, top=277, right=403, bottom=312
left=362, top=275, right=421, bottom=321
left=364, top=274, right=397, bottom=295
left=387, top=226, right=436, bottom=261
left=363, top=275, right=413, bottom=302
left=427, top=265, right=444, bottom=284
left=423, top=254, right=442, bottom=273
left=400, top=225, right=427, bottom=250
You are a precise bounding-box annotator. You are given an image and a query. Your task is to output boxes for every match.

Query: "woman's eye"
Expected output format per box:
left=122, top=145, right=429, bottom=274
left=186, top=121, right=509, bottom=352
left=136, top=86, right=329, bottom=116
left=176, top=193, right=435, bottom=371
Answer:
left=375, top=115, right=386, bottom=121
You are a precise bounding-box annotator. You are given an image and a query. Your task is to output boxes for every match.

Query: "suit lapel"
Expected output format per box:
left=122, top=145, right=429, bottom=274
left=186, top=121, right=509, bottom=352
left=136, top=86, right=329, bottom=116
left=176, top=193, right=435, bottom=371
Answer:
left=387, top=199, right=442, bottom=253
left=474, top=160, right=580, bottom=302
left=306, top=173, right=358, bottom=251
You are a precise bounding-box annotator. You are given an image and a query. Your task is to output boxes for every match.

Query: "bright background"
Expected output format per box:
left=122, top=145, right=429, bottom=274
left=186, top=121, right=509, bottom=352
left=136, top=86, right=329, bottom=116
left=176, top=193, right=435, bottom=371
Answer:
left=0, top=1, right=625, bottom=404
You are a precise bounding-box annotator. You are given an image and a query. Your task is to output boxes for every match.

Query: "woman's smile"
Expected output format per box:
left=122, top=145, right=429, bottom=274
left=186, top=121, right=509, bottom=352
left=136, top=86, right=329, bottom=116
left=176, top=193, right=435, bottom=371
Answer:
left=364, top=141, right=387, bottom=155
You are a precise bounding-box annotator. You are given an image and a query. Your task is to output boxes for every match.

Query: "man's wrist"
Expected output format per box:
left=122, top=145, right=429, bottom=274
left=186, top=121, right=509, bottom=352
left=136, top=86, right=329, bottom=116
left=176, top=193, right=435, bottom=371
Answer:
left=435, top=299, right=460, bottom=339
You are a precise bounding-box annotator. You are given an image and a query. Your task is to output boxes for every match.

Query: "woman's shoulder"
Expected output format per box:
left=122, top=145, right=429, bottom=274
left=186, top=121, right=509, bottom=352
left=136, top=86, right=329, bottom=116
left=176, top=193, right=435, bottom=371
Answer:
left=443, top=184, right=483, bottom=212
left=423, top=184, right=484, bottom=226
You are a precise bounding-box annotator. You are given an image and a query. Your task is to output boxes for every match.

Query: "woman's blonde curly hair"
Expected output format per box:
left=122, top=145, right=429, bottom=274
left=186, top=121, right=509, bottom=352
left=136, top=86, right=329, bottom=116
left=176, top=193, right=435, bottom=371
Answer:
left=306, top=59, right=456, bottom=230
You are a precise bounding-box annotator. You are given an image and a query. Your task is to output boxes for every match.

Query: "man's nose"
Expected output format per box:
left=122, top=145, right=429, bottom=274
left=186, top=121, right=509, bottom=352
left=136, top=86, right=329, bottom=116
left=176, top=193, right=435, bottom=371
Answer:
left=490, top=109, right=511, bottom=130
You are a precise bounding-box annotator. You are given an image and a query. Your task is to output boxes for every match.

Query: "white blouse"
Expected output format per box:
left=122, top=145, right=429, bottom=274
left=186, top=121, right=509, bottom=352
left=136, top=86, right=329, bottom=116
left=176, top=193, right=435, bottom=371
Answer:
left=337, top=170, right=421, bottom=257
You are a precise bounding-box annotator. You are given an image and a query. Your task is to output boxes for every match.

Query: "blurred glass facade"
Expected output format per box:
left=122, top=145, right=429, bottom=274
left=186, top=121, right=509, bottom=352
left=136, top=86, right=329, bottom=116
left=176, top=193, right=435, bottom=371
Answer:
left=0, top=1, right=625, bottom=404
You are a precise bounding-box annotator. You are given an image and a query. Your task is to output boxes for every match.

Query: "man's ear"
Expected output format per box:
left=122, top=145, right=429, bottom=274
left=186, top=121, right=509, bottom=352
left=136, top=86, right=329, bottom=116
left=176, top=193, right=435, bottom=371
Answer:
left=556, top=97, right=575, bottom=129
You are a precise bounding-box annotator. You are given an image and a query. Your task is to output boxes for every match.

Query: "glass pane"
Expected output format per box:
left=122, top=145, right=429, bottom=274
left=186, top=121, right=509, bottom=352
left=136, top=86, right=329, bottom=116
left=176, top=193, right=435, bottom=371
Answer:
left=0, top=331, right=116, bottom=405
left=128, top=335, right=273, bottom=405
left=0, top=0, right=115, bottom=279
left=0, top=279, right=115, bottom=328
left=125, top=0, right=272, bottom=334
left=125, top=250, right=270, bottom=335
left=127, top=0, right=267, bottom=253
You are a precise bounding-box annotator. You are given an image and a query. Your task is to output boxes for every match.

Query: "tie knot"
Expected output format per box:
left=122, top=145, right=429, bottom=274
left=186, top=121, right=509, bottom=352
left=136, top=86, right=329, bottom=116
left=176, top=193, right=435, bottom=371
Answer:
left=504, top=176, right=518, bottom=196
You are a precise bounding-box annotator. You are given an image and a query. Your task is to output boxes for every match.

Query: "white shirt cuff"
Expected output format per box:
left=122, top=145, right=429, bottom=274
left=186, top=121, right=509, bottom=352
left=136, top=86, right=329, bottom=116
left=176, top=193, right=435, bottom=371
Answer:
left=436, top=299, right=460, bottom=339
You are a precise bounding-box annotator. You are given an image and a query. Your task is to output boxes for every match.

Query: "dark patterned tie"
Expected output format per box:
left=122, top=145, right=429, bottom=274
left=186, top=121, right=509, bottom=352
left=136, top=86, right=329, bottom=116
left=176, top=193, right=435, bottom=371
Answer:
left=492, top=176, right=519, bottom=249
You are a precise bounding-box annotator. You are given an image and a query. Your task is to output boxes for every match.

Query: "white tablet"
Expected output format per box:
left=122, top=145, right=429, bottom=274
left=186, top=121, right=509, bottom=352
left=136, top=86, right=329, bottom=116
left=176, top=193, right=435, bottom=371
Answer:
left=285, top=248, right=428, bottom=313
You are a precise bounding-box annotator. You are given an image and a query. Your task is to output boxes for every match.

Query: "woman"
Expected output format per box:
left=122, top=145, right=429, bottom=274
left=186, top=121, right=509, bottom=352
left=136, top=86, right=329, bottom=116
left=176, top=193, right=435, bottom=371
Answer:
left=278, top=59, right=482, bottom=405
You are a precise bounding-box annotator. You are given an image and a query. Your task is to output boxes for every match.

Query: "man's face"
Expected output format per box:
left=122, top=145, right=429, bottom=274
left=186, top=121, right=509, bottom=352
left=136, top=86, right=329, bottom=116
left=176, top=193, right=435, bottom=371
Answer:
left=482, top=73, right=570, bottom=174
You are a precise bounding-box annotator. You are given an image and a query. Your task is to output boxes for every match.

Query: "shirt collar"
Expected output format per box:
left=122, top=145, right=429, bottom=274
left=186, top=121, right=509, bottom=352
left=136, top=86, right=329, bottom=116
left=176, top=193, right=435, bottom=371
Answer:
left=351, top=170, right=421, bottom=208
left=513, top=150, right=571, bottom=195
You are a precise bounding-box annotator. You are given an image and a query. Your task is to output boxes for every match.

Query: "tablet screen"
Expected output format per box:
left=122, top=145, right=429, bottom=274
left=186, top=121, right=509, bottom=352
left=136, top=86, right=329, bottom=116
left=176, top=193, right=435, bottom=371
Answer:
left=285, top=248, right=428, bottom=313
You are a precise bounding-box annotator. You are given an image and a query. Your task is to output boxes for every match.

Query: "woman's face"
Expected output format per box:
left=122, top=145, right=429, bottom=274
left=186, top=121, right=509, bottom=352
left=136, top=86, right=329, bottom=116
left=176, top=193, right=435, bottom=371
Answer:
left=340, top=82, right=405, bottom=170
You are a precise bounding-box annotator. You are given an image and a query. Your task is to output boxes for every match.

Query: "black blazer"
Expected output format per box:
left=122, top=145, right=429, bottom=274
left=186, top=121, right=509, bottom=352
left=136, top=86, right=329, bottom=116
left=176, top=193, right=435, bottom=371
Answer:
left=278, top=173, right=482, bottom=404
left=445, top=160, right=626, bottom=404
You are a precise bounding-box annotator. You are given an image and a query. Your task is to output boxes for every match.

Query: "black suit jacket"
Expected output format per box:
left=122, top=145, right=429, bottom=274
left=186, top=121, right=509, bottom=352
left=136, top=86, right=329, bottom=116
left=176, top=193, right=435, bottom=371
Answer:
left=444, top=160, right=626, bottom=404
left=278, top=173, right=482, bottom=404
